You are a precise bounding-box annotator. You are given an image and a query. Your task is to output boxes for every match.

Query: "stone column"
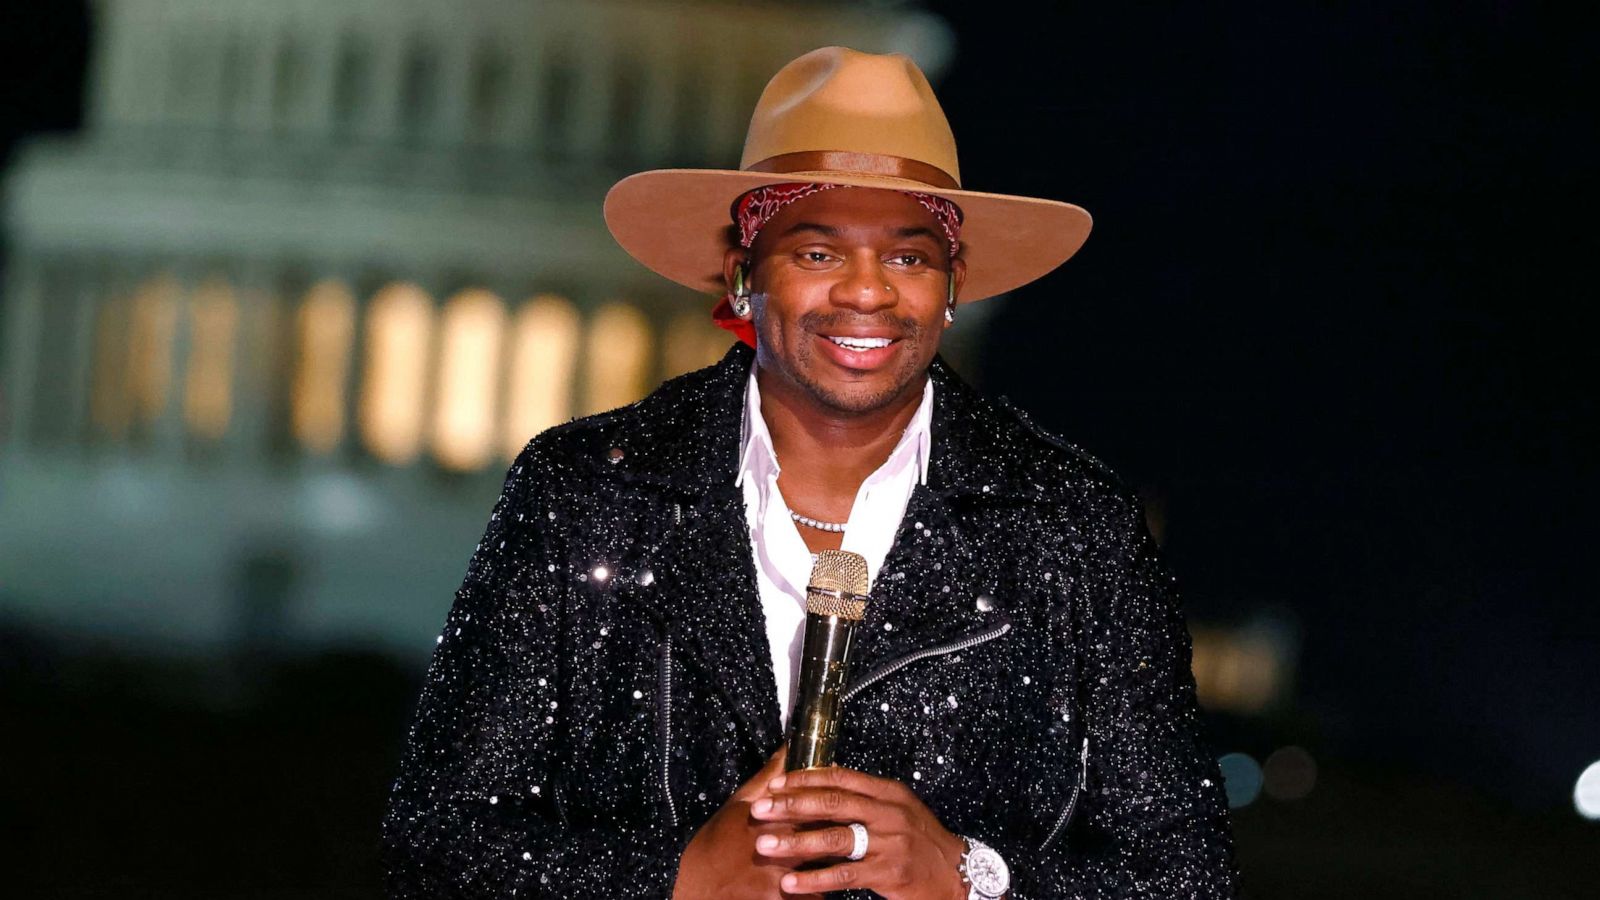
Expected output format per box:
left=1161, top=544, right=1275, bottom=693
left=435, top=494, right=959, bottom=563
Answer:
left=1, top=255, right=44, bottom=448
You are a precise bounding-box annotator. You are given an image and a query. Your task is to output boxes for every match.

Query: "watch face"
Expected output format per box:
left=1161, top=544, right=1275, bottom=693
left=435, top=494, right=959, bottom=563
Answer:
left=967, top=845, right=1010, bottom=896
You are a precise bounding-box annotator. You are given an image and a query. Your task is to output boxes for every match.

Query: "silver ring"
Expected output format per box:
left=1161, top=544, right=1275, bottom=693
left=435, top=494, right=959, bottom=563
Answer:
left=846, top=822, right=869, bottom=860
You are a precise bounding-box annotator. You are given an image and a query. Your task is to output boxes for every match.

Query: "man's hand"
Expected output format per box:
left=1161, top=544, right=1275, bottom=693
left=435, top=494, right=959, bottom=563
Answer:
left=750, top=765, right=970, bottom=900
left=671, top=746, right=825, bottom=900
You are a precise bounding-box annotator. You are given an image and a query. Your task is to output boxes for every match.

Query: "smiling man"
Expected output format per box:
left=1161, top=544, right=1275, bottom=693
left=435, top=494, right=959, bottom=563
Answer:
left=383, top=47, right=1239, bottom=899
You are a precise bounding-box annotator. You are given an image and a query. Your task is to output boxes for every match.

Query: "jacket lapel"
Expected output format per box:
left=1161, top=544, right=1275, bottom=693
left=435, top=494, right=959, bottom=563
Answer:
left=832, top=358, right=1049, bottom=684
left=647, top=482, right=785, bottom=763
left=589, top=344, right=784, bottom=765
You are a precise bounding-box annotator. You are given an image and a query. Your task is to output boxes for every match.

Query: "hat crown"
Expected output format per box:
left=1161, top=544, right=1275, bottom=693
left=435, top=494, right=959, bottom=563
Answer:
left=738, top=47, right=961, bottom=187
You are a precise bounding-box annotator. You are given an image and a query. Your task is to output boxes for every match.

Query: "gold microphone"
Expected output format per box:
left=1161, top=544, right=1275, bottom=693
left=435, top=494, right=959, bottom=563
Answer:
left=786, top=550, right=870, bottom=772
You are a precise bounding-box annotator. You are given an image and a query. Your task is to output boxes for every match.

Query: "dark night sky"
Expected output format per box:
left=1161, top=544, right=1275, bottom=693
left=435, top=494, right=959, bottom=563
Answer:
left=926, top=2, right=1596, bottom=804
left=2, top=3, right=1593, bottom=808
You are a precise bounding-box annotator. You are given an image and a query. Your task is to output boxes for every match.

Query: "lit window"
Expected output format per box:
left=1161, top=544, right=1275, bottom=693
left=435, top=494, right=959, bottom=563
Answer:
left=663, top=309, right=733, bottom=377
left=503, top=295, right=579, bottom=458
left=359, top=282, right=434, bottom=465
left=432, top=288, right=507, bottom=471
left=581, top=302, right=652, bottom=416
left=129, top=274, right=181, bottom=428
left=291, top=280, right=356, bottom=454
left=183, top=277, right=238, bottom=441
left=1189, top=624, right=1285, bottom=715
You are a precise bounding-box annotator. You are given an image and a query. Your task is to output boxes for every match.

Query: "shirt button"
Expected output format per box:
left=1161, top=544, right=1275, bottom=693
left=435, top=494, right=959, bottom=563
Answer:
left=975, top=596, right=994, bottom=612
left=607, top=447, right=625, bottom=463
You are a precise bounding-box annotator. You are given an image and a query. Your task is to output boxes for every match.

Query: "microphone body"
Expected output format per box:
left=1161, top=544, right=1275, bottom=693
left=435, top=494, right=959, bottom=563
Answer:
left=787, top=610, right=859, bottom=771
left=786, top=550, right=871, bottom=772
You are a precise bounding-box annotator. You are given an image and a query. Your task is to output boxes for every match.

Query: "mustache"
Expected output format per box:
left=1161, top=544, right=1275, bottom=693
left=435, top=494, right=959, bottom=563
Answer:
left=795, top=308, right=925, bottom=337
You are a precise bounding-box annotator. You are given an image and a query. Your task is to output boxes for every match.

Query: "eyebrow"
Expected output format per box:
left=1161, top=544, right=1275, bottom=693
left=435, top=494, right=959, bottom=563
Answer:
left=778, top=222, right=839, bottom=239
left=893, top=225, right=944, bottom=244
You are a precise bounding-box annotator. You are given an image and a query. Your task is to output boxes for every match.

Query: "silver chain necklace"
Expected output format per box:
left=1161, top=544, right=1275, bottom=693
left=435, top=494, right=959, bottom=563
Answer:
left=789, top=509, right=847, bottom=533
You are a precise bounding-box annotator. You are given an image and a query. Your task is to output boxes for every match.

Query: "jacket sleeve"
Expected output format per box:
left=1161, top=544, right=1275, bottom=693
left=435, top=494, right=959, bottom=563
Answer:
left=995, top=488, right=1240, bottom=899
left=381, top=439, right=681, bottom=898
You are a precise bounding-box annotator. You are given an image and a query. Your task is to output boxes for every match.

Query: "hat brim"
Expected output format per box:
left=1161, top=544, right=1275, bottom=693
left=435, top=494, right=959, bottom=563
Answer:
left=603, top=169, right=1092, bottom=303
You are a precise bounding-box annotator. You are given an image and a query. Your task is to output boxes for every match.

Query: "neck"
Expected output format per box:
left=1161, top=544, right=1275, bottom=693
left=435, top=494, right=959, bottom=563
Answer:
left=754, top=365, right=926, bottom=516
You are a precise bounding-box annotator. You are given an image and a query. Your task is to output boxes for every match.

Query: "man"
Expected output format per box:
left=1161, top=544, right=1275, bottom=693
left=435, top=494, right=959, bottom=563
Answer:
left=382, top=47, right=1238, bottom=899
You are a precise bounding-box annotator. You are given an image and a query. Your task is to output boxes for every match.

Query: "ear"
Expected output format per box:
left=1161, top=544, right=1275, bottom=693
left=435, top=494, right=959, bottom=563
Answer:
left=722, top=246, right=750, bottom=294
left=944, top=257, right=968, bottom=329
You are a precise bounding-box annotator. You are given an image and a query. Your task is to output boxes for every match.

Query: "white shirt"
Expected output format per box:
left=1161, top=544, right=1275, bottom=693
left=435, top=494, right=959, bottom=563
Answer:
left=735, top=362, right=934, bottom=730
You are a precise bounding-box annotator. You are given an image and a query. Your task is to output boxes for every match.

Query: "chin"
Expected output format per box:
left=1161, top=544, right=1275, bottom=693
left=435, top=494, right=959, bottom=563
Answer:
left=798, top=369, right=918, bottom=415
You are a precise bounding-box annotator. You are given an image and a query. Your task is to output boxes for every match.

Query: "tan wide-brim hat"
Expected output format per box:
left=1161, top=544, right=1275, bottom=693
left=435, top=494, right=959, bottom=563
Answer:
left=603, top=46, right=1092, bottom=304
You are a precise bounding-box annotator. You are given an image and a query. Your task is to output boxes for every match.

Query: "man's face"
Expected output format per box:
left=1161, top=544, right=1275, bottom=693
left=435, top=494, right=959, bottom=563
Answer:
left=725, top=187, right=966, bottom=416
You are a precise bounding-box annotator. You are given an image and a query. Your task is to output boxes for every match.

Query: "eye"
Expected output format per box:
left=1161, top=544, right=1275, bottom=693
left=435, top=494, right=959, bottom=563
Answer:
left=797, top=249, right=835, bottom=266
left=889, top=253, right=926, bottom=268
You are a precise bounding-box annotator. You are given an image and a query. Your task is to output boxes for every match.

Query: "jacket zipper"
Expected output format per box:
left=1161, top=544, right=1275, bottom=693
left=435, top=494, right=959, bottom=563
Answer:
left=658, top=637, right=679, bottom=829
left=1039, top=735, right=1090, bottom=851
left=840, top=621, right=1012, bottom=704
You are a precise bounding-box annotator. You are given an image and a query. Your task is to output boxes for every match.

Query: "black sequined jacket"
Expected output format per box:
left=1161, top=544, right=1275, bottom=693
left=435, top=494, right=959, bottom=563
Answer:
left=382, top=342, right=1239, bottom=898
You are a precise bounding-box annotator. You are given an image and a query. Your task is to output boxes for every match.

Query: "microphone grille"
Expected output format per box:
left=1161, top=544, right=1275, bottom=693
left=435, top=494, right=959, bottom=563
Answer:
left=806, top=550, right=870, bottom=620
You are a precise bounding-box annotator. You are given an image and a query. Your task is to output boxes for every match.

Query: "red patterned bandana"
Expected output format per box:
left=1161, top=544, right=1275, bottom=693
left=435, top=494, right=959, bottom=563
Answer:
left=714, top=182, right=965, bottom=347
left=734, top=183, right=963, bottom=256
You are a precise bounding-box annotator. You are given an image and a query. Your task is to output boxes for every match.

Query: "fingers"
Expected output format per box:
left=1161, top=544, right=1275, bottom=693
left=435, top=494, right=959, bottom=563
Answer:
left=779, top=861, right=885, bottom=896
left=750, top=787, right=902, bottom=827
left=753, top=824, right=857, bottom=861
left=767, top=764, right=913, bottom=803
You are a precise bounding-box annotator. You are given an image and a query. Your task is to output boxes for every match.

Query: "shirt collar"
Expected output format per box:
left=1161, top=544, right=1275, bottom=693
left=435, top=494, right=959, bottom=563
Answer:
left=736, top=361, right=934, bottom=487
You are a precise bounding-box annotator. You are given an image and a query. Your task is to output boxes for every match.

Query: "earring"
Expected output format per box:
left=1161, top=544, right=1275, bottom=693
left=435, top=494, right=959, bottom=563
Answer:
left=944, top=274, right=957, bottom=324
left=731, top=262, right=752, bottom=319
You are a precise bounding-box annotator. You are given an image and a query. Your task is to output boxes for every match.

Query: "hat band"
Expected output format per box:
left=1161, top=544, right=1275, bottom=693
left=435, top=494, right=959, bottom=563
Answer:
left=745, top=150, right=959, bottom=190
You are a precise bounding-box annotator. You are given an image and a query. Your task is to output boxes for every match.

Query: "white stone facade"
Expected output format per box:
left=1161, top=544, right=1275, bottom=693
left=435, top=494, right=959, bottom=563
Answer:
left=0, top=0, right=960, bottom=653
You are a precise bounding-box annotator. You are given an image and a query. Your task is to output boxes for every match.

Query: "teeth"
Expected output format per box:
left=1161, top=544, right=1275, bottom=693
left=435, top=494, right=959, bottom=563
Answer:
left=828, top=336, right=893, bottom=350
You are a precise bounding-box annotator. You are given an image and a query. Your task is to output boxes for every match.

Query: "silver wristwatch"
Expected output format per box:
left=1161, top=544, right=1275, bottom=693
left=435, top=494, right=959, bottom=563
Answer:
left=958, top=835, right=1010, bottom=900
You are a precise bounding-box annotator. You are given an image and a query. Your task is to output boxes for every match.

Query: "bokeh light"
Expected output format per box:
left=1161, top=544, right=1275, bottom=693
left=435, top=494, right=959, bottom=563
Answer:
left=1218, top=753, right=1263, bottom=808
left=1263, top=746, right=1318, bottom=801
left=1575, top=761, right=1600, bottom=820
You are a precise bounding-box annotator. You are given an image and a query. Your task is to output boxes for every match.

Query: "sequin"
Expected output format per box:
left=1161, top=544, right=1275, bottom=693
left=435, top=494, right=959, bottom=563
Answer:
left=381, top=343, right=1238, bottom=899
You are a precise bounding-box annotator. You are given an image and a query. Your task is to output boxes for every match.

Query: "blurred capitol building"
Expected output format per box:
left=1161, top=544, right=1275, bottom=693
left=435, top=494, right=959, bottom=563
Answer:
left=0, top=0, right=959, bottom=653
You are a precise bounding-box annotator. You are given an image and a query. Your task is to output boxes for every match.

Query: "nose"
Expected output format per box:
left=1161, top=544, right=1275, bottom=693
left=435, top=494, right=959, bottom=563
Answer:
left=829, top=252, right=897, bottom=314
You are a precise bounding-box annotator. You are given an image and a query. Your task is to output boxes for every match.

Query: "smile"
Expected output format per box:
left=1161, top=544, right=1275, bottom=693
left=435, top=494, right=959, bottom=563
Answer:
left=827, top=336, right=896, bottom=350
